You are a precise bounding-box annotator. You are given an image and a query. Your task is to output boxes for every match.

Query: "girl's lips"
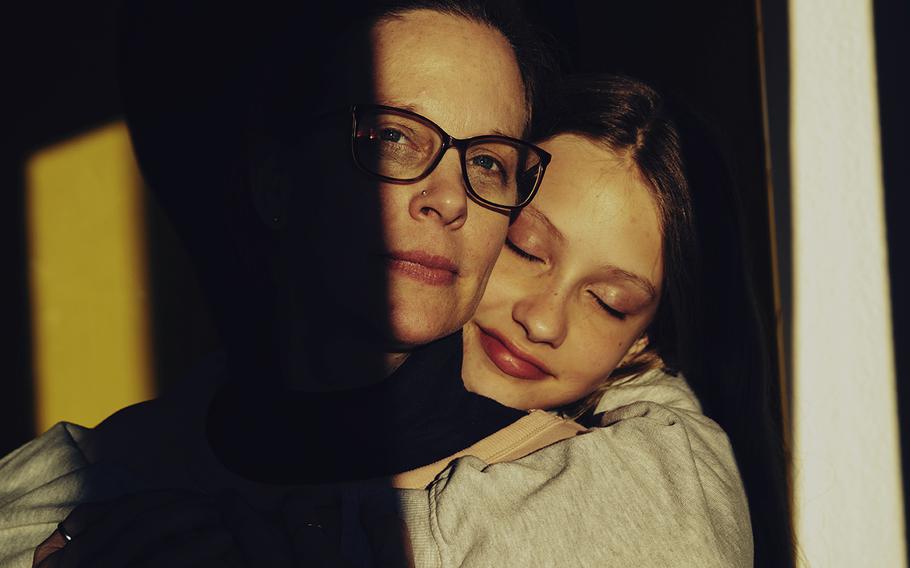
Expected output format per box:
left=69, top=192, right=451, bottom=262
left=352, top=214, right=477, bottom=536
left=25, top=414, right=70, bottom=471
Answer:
left=477, top=326, right=550, bottom=381
left=386, top=250, right=458, bottom=286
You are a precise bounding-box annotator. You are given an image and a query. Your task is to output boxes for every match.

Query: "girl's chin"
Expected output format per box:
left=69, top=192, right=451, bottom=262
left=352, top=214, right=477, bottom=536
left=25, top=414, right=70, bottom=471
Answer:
left=462, top=372, right=538, bottom=410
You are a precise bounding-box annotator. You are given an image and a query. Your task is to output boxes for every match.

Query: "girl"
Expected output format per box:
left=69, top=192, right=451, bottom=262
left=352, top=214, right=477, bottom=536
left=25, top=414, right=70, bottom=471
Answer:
left=396, top=74, right=790, bottom=566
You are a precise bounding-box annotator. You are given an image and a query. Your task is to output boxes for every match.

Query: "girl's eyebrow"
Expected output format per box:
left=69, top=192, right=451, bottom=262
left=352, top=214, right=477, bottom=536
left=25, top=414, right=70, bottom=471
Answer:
left=521, top=206, right=565, bottom=243
left=601, top=266, right=658, bottom=301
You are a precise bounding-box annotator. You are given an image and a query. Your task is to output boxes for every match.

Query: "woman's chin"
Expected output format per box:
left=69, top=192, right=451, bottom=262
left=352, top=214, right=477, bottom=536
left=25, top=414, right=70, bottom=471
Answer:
left=383, top=292, right=468, bottom=349
left=384, top=312, right=461, bottom=351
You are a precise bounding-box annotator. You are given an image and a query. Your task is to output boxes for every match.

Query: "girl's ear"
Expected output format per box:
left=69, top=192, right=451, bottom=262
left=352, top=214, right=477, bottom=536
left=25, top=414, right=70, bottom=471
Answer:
left=249, top=139, right=291, bottom=230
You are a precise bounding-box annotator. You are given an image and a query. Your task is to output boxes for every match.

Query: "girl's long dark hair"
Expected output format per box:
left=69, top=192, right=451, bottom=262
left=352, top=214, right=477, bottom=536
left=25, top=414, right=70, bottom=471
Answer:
left=537, top=74, right=794, bottom=567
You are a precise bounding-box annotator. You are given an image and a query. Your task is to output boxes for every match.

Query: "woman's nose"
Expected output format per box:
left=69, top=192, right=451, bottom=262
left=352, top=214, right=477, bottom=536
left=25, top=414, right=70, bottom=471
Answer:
left=408, top=151, right=468, bottom=229
left=512, top=287, right=569, bottom=348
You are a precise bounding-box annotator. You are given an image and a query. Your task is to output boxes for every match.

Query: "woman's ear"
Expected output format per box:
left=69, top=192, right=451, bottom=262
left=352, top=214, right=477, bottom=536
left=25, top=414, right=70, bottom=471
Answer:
left=249, top=138, right=291, bottom=230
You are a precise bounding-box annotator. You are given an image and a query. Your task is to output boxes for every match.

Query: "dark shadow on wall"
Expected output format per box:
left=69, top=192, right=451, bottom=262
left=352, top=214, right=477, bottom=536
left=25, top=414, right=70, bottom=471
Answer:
left=0, top=157, right=36, bottom=459
left=757, top=0, right=796, bottom=563
left=758, top=0, right=793, bottom=428
left=874, top=0, right=910, bottom=559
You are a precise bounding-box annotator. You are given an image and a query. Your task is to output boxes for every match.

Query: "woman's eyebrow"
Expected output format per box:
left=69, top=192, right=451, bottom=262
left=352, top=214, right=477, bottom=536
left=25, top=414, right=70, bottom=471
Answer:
left=375, top=99, right=419, bottom=113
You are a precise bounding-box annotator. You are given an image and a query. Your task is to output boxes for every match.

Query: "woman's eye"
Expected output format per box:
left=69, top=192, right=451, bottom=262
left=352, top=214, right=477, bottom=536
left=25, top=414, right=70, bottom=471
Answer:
left=379, top=128, right=406, bottom=143
left=505, top=238, right=543, bottom=263
left=588, top=291, right=627, bottom=321
left=470, top=154, right=502, bottom=171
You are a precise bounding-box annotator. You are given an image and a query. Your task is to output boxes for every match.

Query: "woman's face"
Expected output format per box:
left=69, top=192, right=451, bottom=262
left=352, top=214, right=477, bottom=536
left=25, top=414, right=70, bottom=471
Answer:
left=462, top=134, right=664, bottom=410
left=284, top=10, right=526, bottom=354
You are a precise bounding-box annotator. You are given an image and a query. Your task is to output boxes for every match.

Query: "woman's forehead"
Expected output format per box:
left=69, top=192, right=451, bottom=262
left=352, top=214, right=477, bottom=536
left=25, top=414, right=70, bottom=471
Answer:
left=366, top=11, right=528, bottom=138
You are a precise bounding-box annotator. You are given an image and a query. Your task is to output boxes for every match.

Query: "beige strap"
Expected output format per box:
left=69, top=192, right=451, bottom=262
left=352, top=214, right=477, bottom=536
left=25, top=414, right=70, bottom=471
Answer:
left=390, top=410, right=588, bottom=489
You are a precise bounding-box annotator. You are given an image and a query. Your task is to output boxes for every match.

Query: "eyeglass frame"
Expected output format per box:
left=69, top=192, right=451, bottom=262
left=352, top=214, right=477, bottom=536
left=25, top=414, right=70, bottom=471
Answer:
left=348, top=104, right=551, bottom=212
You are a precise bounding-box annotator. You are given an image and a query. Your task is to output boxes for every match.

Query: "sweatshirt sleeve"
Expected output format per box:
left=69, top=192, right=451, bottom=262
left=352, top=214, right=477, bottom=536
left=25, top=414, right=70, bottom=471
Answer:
left=0, top=423, right=133, bottom=568
left=397, top=398, right=753, bottom=568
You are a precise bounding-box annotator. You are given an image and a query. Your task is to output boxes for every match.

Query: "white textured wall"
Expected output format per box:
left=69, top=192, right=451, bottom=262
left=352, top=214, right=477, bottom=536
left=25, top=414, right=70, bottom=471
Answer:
left=790, top=0, right=905, bottom=565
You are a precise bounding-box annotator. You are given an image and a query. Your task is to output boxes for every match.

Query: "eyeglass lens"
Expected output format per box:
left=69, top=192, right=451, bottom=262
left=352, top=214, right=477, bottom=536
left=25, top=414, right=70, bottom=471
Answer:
left=353, top=108, right=544, bottom=208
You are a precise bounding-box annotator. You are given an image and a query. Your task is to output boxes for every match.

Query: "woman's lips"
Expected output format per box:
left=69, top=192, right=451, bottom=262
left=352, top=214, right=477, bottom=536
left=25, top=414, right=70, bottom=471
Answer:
left=386, top=250, right=458, bottom=286
left=477, top=326, right=550, bottom=381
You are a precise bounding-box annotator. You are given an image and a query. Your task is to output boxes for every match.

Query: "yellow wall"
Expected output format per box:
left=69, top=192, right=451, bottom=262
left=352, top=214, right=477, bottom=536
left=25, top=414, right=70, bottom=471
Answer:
left=27, top=121, right=153, bottom=432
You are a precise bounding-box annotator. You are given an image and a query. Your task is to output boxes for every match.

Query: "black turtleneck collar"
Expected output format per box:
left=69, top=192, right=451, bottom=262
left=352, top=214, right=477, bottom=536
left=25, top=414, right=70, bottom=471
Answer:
left=207, top=330, right=525, bottom=484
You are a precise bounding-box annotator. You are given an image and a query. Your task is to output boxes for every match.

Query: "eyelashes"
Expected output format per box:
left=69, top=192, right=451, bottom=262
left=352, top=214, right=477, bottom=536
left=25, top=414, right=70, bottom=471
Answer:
left=588, top=291, right=627, bottom=321
left=505, top=238, right=543, bottom=263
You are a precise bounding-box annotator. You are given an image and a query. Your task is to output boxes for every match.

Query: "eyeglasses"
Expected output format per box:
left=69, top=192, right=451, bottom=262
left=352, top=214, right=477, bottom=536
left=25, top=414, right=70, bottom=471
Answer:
left=350, top=104, right=550, bottom=211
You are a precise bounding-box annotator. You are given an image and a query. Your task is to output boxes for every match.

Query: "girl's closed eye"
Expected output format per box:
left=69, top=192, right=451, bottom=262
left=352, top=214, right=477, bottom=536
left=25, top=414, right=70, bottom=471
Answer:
left=505, top=238, right=543, bottom=263
left=587, top=291, right=627, bottom=320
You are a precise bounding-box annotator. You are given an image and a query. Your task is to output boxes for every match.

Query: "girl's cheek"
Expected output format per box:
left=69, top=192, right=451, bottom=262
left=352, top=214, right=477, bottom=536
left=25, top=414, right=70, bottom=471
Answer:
left=572, top=328, right=627, bottom=376
left=492, top=259, right=535, bottom=295
left=480, top=269, right=524, bottom=311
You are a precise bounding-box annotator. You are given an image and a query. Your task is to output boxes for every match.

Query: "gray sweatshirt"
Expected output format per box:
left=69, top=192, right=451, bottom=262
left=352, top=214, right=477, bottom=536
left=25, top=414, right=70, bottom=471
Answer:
left=399, top=370, right=752, bottom=566
left=0, top=370, right=751, bottom=567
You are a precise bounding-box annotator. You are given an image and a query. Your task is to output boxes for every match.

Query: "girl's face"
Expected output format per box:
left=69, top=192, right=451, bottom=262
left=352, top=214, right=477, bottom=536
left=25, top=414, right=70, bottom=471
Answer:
left=462, top=134, right=664, bottom=410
